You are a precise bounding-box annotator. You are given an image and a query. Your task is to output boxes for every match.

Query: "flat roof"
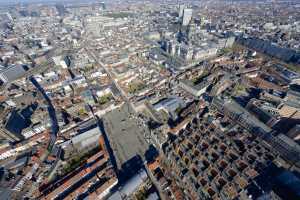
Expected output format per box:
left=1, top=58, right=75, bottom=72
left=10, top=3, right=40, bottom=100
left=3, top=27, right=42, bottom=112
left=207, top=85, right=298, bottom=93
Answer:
left=71, top=126, right=101, bottom=145
left=103, top=103, right=149, bottom=169
left=180, top=79, right=210, bottom=92
left=224, top=99, right=272, bottom=133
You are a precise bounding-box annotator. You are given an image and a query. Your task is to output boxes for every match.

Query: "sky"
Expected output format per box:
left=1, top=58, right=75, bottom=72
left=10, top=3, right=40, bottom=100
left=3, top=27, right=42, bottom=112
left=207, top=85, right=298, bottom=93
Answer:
left=0, top=0, right=93, bottom=3
left=0, top=0, right=98, bottom=5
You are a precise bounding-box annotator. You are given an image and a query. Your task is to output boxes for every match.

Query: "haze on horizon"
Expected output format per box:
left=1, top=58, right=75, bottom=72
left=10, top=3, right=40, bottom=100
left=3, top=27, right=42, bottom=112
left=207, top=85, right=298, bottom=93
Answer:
left=0, top=0, right=102, bottom=5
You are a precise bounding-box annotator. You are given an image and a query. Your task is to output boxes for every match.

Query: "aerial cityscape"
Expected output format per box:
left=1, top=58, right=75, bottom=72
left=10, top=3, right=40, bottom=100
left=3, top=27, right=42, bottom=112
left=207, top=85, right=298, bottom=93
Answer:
left=0, top=0, right=300, bottom=200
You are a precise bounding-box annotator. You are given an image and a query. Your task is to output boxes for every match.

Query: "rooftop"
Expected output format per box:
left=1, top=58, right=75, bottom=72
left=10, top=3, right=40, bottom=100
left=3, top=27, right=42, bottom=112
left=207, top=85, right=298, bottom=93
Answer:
left=103, top=103, right=149, bottom=169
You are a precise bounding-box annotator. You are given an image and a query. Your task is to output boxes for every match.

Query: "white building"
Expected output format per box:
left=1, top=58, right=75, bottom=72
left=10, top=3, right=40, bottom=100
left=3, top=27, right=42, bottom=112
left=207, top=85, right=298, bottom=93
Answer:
left=179, top=79, right=210, bottom=97
left=179, top=5, right=186, bottom=18
left=182, top=8, right=193, bottom=26
left=96, top=87, right=112, bottom=97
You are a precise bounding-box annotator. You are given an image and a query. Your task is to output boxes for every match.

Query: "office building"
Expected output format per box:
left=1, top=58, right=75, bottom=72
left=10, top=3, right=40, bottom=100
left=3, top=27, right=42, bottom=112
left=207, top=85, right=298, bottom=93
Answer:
left=0, top=127, right=23, bottom=142
left=286, top=124, right=300, bottom=142
left=182, top=8, right=193, bottom=26
left=179, top=79, right=210, bottom=97
left=100, top=2, right=106, bottom=10
left=0, top=105, right=36, bottom=142
left=60, top=125, right=102, bottom=159
left=178, top=4, right=185, bottom=18
left=0, top=65, right=29, bottom=84
left=153, top=97, right=186, bottom=120
left=163, top=114, right=279, bottom=200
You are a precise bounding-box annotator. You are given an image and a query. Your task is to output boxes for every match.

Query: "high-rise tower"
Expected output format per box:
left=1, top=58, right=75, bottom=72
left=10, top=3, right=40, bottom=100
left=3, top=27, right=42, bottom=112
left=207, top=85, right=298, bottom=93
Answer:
left=182, top=8, right=193, bottom=26
left=178, top=4, right=185, bottom=18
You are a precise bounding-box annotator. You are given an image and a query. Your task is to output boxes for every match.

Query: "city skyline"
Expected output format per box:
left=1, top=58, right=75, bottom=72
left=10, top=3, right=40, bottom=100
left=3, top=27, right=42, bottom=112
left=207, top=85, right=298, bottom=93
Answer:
left=0, top=0, right=299, bottom=200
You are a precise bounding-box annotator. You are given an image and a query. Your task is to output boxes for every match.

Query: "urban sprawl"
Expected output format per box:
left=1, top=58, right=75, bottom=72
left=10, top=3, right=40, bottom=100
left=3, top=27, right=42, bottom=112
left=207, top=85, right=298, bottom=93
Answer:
left=0, top=0, right=300, bottom=200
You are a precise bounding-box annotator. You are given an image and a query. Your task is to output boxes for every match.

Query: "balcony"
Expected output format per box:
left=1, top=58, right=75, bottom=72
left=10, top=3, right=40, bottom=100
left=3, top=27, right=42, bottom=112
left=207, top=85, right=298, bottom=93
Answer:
left=216, top=177, right=227, bottom=190
left=226, top=168, right=237, bottom=181
left=199, top=178, right=208, bottom=187
left=237, top=160, right=248, bottom=172
left=208, top=168, right=219, bottom=180
left=218, top=160, right=228, bottom=171
left=207, top=187, right=216, bottom=198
